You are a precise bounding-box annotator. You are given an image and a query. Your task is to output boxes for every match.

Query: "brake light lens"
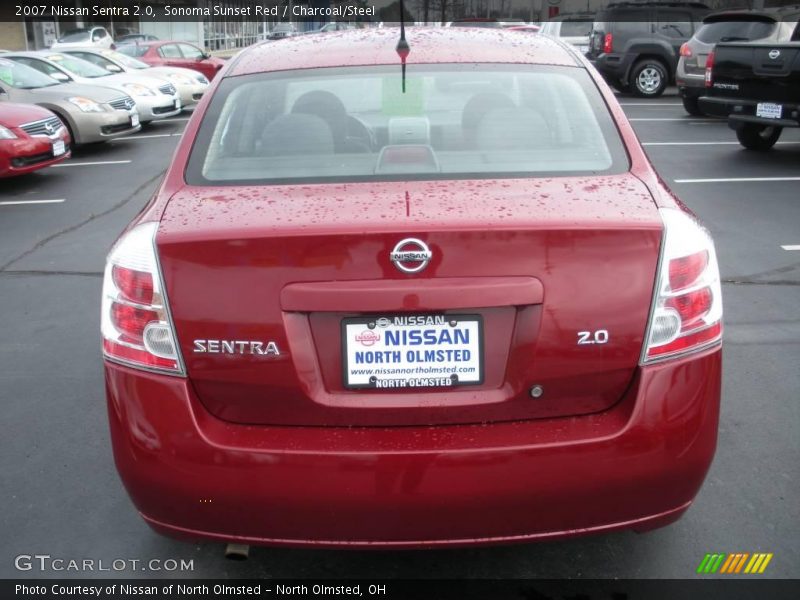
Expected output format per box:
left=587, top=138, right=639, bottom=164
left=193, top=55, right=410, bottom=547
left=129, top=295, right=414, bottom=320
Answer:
left=101, top=222, right=184, bottom=374
left=679, top=42, right=692, bottom=58
left=705, top=50, right=715, bottom=87
left=603, top=33, right=613, bottom=54
left=642, top=209, right=722, bottom=363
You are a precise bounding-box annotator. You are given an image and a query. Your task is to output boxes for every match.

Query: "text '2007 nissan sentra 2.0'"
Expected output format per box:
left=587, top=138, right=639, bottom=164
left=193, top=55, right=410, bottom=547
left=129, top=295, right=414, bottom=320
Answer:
left=101, top=28, right=723, bottom=549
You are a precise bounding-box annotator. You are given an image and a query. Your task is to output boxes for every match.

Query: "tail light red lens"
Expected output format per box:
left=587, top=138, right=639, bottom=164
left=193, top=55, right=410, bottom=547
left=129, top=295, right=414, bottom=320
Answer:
left=642, top=209, right=722, bottom=363
left=603, top=33, right=613, bottom=54
left=705, top=50, right=715, bottom=88
left=112, top=264, right=154, bottom=305
left=101, top=222, right=184, bottom=374
left=669, top=250, right=708, bottom=291
left=679, top=43, right=692, bottom=58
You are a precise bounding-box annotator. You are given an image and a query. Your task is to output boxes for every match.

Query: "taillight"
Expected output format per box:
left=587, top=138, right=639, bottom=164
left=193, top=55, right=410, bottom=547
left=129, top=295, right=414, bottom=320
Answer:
left=642, top=209, right=722, bottom=363
left=705, top=50, right=715, bottom=88
left=603, top=33, right=613, bottom=54
left=101, top=222, right=184, bottom=374
left=679, top=42, right=692, bottom=58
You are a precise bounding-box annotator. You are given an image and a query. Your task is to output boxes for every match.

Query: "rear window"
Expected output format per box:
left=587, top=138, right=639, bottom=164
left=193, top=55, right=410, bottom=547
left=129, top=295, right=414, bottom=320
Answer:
left=695, top=20, right=777, bottom=44
left=186, top=64, right=627, bottom=185
left=560, top=21, right=592, bottom=37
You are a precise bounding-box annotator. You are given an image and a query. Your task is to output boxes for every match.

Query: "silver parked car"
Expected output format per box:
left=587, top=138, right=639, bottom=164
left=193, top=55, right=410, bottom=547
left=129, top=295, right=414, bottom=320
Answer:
left=539, top=13, right=594, bottom=55
left=677, top=6, right=800, bottom=115
left=58, top=48, right=208, bottom=109
left=3, top=51, right=181, bottom=123
left=0, top=58, right=140, bottom=144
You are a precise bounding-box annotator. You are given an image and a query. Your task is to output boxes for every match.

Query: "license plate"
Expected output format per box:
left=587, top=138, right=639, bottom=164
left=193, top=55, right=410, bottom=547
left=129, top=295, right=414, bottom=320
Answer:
left=756, top=102, right=782, bottom=119
left=130, top=112, right=140, bottom=127
left=342, top=314, right=483, bottom=389
left=175, top=96, right=181, bottom=110
left=52, top=140, right=65, bottom=156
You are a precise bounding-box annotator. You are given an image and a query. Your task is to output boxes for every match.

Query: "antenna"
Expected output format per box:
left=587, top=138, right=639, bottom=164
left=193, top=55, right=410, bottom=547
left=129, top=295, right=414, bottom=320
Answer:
left=396, top=0, right=410, bottom=93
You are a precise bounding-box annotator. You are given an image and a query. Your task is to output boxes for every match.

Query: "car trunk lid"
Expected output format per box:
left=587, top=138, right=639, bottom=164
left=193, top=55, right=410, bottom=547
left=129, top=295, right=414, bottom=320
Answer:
left=157, top=174, right=662, bottom=427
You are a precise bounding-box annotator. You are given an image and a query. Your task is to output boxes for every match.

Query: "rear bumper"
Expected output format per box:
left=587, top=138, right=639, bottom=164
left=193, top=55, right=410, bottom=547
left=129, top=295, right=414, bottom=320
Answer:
left=105, top=346, right=721, bottom=548
left=699, top=96, right=800, bottom=128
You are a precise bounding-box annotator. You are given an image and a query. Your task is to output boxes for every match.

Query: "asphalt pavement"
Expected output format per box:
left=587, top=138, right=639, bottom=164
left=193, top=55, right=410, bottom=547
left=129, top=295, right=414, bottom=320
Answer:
left=1, top=92, right=798, bottom=580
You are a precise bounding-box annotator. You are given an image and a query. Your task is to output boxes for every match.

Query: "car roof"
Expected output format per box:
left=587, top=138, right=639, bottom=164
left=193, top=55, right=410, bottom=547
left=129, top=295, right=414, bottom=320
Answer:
left=229, top=28, right=581, bottom=78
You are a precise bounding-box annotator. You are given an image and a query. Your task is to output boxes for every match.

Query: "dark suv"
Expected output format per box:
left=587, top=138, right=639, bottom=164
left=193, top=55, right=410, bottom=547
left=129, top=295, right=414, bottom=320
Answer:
left=588, top=1, right=711, bottom=97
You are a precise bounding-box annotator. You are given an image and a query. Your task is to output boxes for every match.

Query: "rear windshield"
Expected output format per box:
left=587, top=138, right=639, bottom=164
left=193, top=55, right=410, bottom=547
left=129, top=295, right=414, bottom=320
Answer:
left=186, top=64, right=627, bottom=185
left=696, top=20, right=777, bottom=43
left=560, top=21, right=592, bottom=37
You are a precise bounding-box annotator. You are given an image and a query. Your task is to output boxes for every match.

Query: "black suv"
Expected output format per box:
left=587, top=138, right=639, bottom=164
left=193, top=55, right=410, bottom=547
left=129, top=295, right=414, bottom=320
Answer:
left=587, top=1, right=711, bottom=97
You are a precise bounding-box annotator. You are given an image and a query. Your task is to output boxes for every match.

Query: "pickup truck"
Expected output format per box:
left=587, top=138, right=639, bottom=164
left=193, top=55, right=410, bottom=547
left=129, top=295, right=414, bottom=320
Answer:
left=699, top=39, right=800, bottom=150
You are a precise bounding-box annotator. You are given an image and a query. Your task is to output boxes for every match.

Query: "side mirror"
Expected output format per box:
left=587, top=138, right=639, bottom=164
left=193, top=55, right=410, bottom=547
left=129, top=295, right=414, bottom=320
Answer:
left=201, top=52, right=210, bottom=60
left=51, top=72, right=70, bottom=82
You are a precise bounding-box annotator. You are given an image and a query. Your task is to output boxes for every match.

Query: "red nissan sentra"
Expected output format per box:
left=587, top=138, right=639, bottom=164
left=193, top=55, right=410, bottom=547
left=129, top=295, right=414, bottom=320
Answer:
left=102, top=28, right=723, bottom=549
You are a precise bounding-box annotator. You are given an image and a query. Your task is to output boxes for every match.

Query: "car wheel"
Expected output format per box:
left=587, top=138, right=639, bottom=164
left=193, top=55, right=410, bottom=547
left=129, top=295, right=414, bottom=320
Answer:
left=736, top=124, right=783, bottom=151
left=631, top=60, right=668, bottom=98
left=682, top=95, right=703, bottom=116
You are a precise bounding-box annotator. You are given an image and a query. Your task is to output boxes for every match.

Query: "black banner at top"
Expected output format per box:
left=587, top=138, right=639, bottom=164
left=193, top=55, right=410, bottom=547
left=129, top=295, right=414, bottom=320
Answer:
left=2, top=1, right=800, bottom=24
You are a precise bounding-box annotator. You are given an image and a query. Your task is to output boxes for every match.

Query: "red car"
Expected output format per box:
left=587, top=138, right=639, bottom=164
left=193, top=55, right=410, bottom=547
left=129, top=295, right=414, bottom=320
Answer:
left=102, top=29, right=723, bottom=549
left=0, top=103, right=70, bottom=177
left=116, top=40, right=225, bottom=81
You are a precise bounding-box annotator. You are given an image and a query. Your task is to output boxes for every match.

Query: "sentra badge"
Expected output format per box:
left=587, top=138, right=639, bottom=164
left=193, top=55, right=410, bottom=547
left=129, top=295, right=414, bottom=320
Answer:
left=193, top=340, right=280, bottom=355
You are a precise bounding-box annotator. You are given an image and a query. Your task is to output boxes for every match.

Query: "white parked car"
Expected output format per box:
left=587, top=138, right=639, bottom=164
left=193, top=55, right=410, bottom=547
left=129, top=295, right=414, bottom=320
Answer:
left=3, top=52, right=181, bottom=123
left=58, top=48, right=208, bottom=109
left=51, top=27, right=114, bottom=50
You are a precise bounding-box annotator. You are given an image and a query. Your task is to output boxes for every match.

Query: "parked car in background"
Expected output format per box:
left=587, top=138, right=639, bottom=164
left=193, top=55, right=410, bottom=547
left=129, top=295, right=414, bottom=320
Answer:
left=51, top=27, right=114, bottom=50
left=102, top=28, right=723, bottom=550
left=588, top=1, right=711, bottom=97
left=700, top=36, right=800, bottom=150
left=0, top=58, right=140, bottom=144
left=678, top=6, right=800, bottom=115
left=0, top=102, right=70, bottom=177
left=116, top=34, right=159, bottom=45
left=117, top=41, right=226, bottom=81
left=448, top=19, right=504, bottom=28
left=506, top=25, right=542, bottom=34
left=315, top=22, right=362, bottom=33
left=265, top=23, right=299, bottom=40
left=3, top=52, right=181, bottom=123
left=540, top=13, right=594, bottom=55
left=59, top=48, right=209, bottom=109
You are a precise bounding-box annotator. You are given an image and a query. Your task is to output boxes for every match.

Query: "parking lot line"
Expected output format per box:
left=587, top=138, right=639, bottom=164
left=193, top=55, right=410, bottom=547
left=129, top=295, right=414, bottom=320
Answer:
left=0, top=199, right=65, bottom=206
left=781, top=245, right=800, bottom=251
left=675, top=177, right=800, bottom=183
left=51, top=160, right=132, bottom=168
left=112, top=133, right=182, bottom=141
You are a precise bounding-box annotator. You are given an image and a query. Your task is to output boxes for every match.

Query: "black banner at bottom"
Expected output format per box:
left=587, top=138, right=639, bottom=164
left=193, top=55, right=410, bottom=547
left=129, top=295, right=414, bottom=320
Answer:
left=4, top=579, right=800, bottom=600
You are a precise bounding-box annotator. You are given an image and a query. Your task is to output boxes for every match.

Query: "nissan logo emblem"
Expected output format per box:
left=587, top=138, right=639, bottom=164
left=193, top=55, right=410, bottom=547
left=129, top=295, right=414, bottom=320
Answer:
left=769, top=49, right=780, bottom=60
left=390, top=238, right=432, bottom=274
